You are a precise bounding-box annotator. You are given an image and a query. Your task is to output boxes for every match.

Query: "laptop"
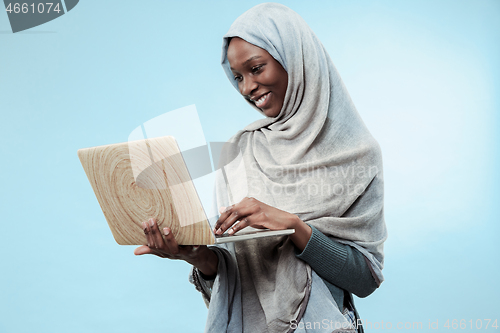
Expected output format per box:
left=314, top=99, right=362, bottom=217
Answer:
left=77, top=135, right=294, bottom=245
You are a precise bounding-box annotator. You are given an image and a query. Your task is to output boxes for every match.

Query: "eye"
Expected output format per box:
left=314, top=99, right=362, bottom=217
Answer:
left=234, top=75, right=242, bottom=82
left=251, top=65, right=264, bottom=74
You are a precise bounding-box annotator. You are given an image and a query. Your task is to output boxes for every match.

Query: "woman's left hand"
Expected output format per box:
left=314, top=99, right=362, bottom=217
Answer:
left=214, top=197, right=312, bottom=250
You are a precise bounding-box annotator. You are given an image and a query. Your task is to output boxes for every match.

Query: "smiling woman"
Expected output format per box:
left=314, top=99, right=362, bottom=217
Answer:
left=227, top=37, right=288, bottom=117
left=135, top=3, right=386, bottom=333
left=195, top=3, right=386, bottom=332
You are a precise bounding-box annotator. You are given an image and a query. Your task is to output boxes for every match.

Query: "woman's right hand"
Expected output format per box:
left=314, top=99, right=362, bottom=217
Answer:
left=134, top=218, right=199, bottom=260
left=134, top=218, right=219, bottom=278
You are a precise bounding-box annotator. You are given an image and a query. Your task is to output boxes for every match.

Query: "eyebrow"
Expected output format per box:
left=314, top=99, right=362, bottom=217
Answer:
left=230, top=55, right=263, bottom=70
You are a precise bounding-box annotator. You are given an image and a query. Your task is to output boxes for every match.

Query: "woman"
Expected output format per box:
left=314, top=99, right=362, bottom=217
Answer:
left=135, top=3, right=386, bottom=332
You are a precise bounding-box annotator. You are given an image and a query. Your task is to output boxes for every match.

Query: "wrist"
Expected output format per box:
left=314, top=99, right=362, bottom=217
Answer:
left=187, top=246, right=218, bottom=278
left=289, top=215, right=312, bottom=252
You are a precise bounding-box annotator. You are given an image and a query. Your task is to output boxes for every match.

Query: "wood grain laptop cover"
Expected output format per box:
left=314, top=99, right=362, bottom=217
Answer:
left=77, top=136, right=215, bottom=245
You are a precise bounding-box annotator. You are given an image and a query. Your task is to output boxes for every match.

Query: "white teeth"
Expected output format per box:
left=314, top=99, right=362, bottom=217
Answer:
left=255, top=94, right=268, bottom=107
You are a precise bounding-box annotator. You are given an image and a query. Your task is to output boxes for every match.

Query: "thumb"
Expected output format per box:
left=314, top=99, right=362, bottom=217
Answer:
left=134, top=245, right=152, bottom=256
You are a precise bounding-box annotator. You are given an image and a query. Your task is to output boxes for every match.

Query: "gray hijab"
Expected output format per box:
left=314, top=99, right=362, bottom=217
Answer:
left=208, top=2, right=386, bottom=332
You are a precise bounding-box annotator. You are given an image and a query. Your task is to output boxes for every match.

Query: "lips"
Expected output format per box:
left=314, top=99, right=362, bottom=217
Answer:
left=252, top=92, right=271, bottom=108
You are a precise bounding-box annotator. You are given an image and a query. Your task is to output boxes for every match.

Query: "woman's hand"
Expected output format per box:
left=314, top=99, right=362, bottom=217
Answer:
left=214, top=197, right=312, bottom=251
left=134, top=218, right=219, bottom=277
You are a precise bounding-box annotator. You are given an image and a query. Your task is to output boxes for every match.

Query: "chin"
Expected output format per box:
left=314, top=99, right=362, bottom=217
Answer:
left=260, top=109, right=280, bottom=118
left=264, top=110, right=280, bottom=118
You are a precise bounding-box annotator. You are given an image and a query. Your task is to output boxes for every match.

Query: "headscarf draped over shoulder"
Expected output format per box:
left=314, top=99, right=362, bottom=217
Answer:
left=211, top=3, right=387, bottom=332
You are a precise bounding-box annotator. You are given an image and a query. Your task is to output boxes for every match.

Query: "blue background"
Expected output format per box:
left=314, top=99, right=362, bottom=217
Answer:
left=1, top=1, right=499, bottom=332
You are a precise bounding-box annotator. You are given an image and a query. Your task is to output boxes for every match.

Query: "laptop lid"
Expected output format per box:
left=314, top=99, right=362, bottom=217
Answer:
left=78, top=136, right=216, bottom=245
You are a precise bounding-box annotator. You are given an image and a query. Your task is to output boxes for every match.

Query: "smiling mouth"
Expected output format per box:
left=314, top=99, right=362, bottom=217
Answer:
left=253, top=92, right=270, bottom=108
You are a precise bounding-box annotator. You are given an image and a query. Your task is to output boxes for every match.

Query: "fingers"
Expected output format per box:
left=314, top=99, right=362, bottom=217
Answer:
left=148, top=218, right=166, bottom=250
left=142, top=220, right=154, bottom=247
left=228, top=217, right=250, bottom=235
left=163, top=227, right=180, bottom=255
left=137, top=218, right=202, bottom=260
left=215, top=198, right=259, bottom=235
left=140, top=218, right=174, bottom=258
left=214, top=205, right=233, bottom=231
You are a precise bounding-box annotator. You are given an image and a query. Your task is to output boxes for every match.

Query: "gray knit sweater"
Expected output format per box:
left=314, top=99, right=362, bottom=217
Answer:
left=295, top=225, right=379, bottom=310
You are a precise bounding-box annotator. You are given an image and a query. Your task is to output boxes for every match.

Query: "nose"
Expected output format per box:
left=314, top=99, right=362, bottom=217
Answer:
left=240, top=76, right=258, bottom=97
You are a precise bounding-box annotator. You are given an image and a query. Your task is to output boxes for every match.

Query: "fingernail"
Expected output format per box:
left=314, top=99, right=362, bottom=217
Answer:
left=163, top=228, right=170, bottom=236
left=228, top=228, right=234, bottom=235
left=142, top=222, right=147, bottom=229
left=216, top=228, right=222, bottom=235
left=149, top=219, right=155, bottom=227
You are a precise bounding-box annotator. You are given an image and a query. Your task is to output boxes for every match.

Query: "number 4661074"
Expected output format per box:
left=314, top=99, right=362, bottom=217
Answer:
left=444, top=319, right=498, bottom=330
left=5, top=3, right=62, bottom=14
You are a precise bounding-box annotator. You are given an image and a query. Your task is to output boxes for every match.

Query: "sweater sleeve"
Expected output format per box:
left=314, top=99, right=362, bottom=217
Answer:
left=295, top=225, right=379, bottom=298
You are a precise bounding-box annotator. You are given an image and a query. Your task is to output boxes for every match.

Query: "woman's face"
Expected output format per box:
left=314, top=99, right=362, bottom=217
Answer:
left=227, top=37, right=288, bottom=118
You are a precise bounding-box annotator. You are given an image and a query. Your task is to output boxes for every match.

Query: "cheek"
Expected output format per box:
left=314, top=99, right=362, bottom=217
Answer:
left=281, top=79, right=288, bottom=97
left=276, top=76, right=288, bottom=101
left=270, top=67, right=288, bottom=98
left=266, top=70, right=284, bottom=89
